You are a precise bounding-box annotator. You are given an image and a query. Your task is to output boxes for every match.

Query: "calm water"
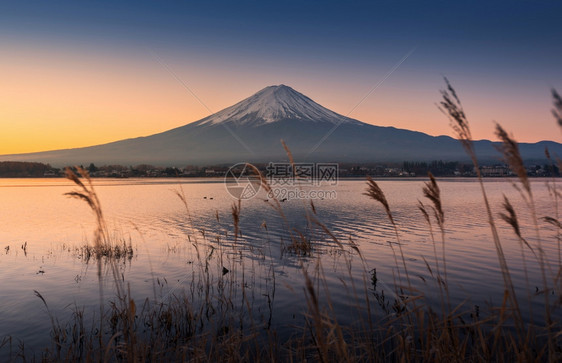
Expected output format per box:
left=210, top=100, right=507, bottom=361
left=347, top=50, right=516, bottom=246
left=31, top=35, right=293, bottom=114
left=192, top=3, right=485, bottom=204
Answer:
left=0, top=177, right=560, bottom=356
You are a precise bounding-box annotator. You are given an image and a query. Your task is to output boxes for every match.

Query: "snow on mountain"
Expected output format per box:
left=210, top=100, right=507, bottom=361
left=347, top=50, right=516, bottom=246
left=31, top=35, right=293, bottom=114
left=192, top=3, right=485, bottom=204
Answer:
left=194, top=84, right=363, bottom=127
left=0, top=84, right=559, bottom=167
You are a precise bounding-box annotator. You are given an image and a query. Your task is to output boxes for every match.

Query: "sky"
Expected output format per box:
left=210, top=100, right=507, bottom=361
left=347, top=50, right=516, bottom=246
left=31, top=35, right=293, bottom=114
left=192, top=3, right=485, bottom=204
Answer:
left=1, top=0, right=561, bottom=154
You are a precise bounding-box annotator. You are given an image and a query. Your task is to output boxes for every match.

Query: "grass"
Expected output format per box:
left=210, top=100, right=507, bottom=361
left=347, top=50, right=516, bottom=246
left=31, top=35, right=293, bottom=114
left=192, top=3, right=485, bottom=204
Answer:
left=1, top=81, right=561, bottom=362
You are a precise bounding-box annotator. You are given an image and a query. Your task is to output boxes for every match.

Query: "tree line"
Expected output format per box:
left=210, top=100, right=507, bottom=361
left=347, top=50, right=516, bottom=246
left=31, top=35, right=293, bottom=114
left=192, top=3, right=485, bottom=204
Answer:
left=0, top=162, right=56, bottom=177
left=0, top=160, right=559, bottom=178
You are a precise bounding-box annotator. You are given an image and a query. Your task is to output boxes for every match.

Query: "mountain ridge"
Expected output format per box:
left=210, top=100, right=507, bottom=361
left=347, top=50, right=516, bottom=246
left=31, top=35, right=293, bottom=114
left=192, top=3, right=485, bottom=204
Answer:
left=0, top=85, right=560, bottom=167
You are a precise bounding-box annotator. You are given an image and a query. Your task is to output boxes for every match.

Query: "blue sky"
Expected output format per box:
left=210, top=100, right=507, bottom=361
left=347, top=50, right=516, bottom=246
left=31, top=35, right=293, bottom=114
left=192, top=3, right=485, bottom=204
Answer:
left=1, top=1, right=561, bottom=152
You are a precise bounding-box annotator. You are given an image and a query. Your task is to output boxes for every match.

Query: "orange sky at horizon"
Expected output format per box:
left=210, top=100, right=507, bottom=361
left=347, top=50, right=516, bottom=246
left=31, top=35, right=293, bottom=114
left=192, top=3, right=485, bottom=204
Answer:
left=1, top=44, right=560, bottom=155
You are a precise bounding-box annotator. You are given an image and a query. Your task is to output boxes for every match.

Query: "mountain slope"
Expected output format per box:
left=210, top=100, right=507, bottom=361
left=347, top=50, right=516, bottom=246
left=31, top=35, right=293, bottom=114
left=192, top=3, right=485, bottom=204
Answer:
left=0, top=85, right=559, bottom=166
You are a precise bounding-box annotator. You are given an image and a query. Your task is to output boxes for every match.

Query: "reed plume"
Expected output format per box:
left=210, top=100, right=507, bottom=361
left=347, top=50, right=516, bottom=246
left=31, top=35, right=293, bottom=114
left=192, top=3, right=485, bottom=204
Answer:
left=64, top=167, right=108, bottom=249
left=364, top=176, right=393, bottom=225
left=364, top=176, right=413, bottom=299
left=499, top=195, right=533, bottom=253
left=422, top=172, right=444, bottom=230
left=422, top=173, right=449, bottom=311
left=438, top=77, right=475, bottom=163
left=495, top=124, right=530, bottom=196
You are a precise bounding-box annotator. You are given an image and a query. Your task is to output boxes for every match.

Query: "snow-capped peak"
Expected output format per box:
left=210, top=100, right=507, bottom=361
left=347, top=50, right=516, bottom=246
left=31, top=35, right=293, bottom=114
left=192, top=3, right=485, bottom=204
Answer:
left=195, top=85, right=362, bottom=127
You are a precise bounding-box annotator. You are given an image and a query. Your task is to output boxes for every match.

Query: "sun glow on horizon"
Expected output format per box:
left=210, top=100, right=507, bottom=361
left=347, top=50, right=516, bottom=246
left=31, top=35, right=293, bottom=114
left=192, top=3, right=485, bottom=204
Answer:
left=0, top=40, right=560, bottom=155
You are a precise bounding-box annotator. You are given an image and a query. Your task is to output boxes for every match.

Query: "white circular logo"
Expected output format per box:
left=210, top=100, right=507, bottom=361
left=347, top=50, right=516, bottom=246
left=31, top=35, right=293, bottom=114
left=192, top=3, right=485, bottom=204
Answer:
left=224, top=163, right=261, bottom=200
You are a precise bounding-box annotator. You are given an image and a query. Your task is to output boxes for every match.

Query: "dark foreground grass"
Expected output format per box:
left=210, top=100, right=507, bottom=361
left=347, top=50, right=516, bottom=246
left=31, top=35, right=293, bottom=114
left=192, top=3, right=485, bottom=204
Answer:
left=2, top=82, right=562, bottom=362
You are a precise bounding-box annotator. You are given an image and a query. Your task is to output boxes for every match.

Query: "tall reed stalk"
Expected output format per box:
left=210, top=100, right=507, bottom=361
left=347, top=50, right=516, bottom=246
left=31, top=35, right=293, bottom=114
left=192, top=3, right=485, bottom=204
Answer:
left=439, top=79, right=525, bottom=342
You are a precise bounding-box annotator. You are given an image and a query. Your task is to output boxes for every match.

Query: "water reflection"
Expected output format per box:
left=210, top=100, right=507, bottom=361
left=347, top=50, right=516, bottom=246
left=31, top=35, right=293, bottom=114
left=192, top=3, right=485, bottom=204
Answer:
left=0, top=177, right=559, bottom=357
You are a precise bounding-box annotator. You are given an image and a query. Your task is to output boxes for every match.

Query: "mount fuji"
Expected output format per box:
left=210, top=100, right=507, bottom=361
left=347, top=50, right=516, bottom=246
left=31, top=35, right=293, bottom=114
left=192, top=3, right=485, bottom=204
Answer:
left=1, top=85, right=560, bottom=166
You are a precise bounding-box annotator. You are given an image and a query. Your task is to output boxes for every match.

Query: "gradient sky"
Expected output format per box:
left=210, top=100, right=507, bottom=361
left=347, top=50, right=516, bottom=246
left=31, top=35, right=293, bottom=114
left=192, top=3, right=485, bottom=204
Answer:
left=1, top=1, right=561, bottom=154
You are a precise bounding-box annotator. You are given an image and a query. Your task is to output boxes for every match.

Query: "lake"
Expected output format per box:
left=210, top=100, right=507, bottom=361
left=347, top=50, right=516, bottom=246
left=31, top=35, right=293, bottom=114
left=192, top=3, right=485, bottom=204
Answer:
left=0, top=177, right=560, bottom=358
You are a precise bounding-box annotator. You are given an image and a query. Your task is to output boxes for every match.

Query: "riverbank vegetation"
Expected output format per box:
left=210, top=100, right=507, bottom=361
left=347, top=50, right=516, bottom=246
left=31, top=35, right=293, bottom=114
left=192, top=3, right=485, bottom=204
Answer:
left=1, top=83, right=561, bottom=362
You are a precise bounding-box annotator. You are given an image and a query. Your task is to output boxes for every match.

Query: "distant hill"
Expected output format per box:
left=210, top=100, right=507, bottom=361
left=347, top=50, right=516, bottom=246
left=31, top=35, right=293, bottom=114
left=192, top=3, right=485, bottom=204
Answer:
left=0, top=85, right=559, bottom=167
